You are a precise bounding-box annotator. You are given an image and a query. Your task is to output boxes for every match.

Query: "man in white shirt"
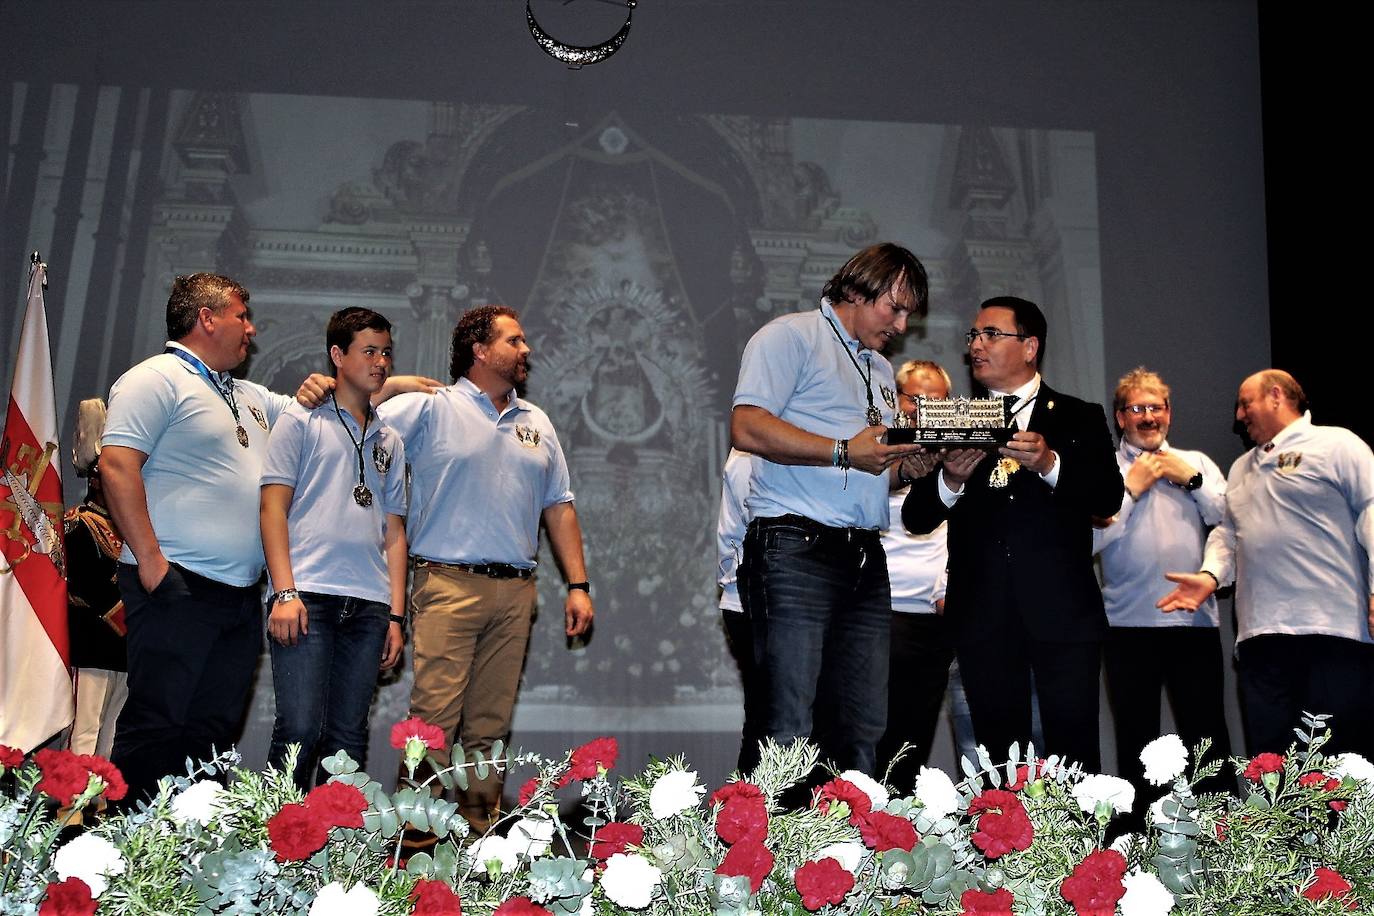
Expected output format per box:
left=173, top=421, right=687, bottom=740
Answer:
left=1161, top=369, right=1374, bottom=758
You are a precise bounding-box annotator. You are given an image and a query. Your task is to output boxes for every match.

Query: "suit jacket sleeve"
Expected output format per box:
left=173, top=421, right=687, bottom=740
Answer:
left=1047, top=398, right=1123, bottom=520
left=901, top=468, right=951, bottom=535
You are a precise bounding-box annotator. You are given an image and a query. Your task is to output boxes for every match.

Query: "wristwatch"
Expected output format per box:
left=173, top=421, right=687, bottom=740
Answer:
left=568, top=581, right=591, bottom=594
left=272, top=587, right=300, bottom=606
left=1184, top=471, right=1204, bottom=491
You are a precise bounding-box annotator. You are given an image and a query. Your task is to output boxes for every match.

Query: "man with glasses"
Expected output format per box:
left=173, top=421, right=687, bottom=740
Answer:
left=902, top=296, right=1121, bottom=770
left=1093, top=368, right=1230, bottom=825
left=731, top=242, right=933, bottom=778
left=1160, top=369, right=1374, bottom=759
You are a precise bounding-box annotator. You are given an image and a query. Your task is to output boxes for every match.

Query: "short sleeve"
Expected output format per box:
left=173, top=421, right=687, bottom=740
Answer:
left=260, top=405, right=307, bottom=487
left=102, top=362, right=177, bottom=455
left=376, top=392, right=431, bottom=456
left=541, top=422, right=574, bottom=508
left=380, top=430, right=408, bottom=517
left=732, top=320, right=807, bottom=414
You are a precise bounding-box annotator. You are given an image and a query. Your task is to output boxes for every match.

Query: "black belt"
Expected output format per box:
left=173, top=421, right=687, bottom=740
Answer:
left=751, top=514, right=881, bottom=543
left=411, top=558, right=534, bottom=579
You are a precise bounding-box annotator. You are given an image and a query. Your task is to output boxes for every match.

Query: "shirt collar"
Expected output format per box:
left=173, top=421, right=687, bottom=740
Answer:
left=165, top=340, right=234, bottom=386
left=819, top=297, right=866, bottom=353
left=987, top=372, right=1041, bottom=401
left=455, top=375, right=526, bottom=414
left=1119, top=436, right=1171, bottom=461
left=1262, top=410, right=1311, bottom=454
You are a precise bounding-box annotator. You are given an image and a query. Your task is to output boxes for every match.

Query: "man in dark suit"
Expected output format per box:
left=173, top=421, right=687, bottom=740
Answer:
left=902, top=297, right=1121, bottom=770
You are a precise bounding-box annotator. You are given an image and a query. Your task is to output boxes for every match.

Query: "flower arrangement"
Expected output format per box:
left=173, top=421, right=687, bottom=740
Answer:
left=2, top=713, right=1372, bottom=914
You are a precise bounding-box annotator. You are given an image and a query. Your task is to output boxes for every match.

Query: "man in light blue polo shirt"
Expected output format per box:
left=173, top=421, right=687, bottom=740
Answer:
left=102, top=273, right=293, bottom=804
left=378, top=304, right=594, bottom=832
left=260, top=307, right=409, bottom=790
left=730, top=242, right=933, bottom=778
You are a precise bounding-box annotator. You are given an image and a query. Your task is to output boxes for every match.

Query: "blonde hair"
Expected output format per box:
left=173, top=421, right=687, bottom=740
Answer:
left=1113, top=367, right=1170, bottom=412
left=896, top=360, right=952, bottom=395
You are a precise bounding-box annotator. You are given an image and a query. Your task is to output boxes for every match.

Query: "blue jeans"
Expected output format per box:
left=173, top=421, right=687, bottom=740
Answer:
left=740, top=516, right=891, bottom=776
left=268, top=591, right=390, bottom=789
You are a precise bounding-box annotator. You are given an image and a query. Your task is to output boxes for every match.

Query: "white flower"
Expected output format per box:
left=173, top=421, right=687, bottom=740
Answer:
left=838, top=770, right=889, bottom=810
left=1072, top=773, right=1135, bottom=816
left=309, top=882, right=379, bottom=916
left=466, top=833, right=521, bottom=874
left=600, top=852, right=663, bottom=909
left=509, top=815, right=555, bottom=858
left=1332, top=753, right=1374, bottom=784
left=648, top=769, right=705, bottom=819
left=1139, top=734, right=1189, bottom=786
left=816, top=841, right=867, bottom=874
left=913, top=766, right=961, bottom=820
left=53, top=832, right=125, bottom=898
left=169, top=779, right=225, bottom=825
left=1120, top=869, right=1175, bottom=916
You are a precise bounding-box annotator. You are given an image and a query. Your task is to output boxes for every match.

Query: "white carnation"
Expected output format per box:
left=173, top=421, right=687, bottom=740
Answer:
left=53, top=832, right=125, bottom=898
left=600, top=852, right=663, bottom=909
left=1120, top=869, right=1175, bottom=916
left=648, top=769, right=705, bottom=820
left=838, top=770, right=889, bottom=810
left=169, top=779, right=225, bottom=826
left=1072, top=773, right=1135, bottom=816
left=815, top=841, right=867, bottom=874
left=309, top=882, right=379, bottom=916
left=1139, top=734, right=1189, bottom=786
left=467, top=833, right=521, bottom=874
left=913, top=766, right=961, bottom=820
left=1332, top=753, right=1374, bottom=784
left=509, top=815, right=556, bottom=858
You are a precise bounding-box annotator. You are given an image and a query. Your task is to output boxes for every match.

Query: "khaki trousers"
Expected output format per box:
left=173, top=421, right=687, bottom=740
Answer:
left=408, top=566, right=536, bottom=832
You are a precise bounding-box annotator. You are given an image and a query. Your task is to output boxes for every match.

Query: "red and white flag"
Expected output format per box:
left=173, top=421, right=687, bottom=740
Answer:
left=0, top=257, right=72, bottom=752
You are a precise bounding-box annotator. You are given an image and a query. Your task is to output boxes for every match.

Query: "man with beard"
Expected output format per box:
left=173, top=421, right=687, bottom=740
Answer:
left=902, top=296, right=1121, bottom=771
left=377, top=305, right=593, bottom=832
left=1094, top=368, right=1230, bottom=821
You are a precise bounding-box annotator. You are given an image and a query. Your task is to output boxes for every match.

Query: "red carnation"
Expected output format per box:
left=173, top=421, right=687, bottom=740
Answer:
left=410, top=878, right=463, bottom=914
left=1060, top=849, right=1127, bottom=916
left=305, top=781, right=368, bottom=829
left=858, top=811, right=918, bottom=852
left=518, top=778, right=539, bottom=806
left=715, top=838, right=775, bottom=893
left=557, top=736, right=618, bottom=786
left=967, top=790, right=1034, bottom=859
left=1303, top=867, right=1357, bottom=910
left=961, top=887, right=1015, bottom=915
left=39, top=877, right=97, bottom=916
left=0, top=745, right=23, bottom=769
left=589, top=821, right=644, bottom=860
left=78, top=754, right=127, bottom=802
left=813, top=778, right=872, bottom=825
left=1007, top=759, right=1046, bottom=792
left=34, top=750, right=93, bottom=806
left=715, top=794, right=769, bottom=845
left=1298, top=772, right=1347, bottom=812
left=267, top=801, right=330, bottom=862
left=710, top=780, right=765, bottom=808
left=1242, top=752, right=1285, bottom=782
left=390, top=717, right=447, bottom=752
left=795, top=857, right=855, bottom=911
left=492, top=897, right=554, bottom=916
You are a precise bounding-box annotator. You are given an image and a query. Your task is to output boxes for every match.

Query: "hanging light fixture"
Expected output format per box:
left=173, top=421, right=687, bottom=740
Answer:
left=526, top=0, right=636, bottom=69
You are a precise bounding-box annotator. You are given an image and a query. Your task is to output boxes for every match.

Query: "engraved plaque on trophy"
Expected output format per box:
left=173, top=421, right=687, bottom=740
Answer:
left=885, top=396, right=1013, bottom=446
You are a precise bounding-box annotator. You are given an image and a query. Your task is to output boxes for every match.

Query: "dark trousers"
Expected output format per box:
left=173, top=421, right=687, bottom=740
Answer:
left=877, top=612, right=955, bottom=793
left=268, top=591, right=390, bottom=790
left=739, top=516, right=891, bottom=776
left=722, top=609, right=768, bottom=775
left=112, top=563, right=260, bottom=805
left=1237, top=633, right=1374, bottom=759
left=1105, top=626, right=1233, bottom=821
left=956, top=608, right=1102, bottom=772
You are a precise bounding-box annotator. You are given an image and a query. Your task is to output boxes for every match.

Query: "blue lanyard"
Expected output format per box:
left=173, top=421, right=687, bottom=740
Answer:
left=165, top=346, right=242, bottom=426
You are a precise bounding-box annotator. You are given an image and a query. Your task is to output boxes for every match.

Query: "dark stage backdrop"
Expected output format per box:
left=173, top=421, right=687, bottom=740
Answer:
left=3, top=1, right=1269, bottom=794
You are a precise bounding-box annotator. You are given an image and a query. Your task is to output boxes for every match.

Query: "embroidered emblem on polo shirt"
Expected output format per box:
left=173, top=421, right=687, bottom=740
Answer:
left=1275, top=451, right=1303, bottom=473
left=514, top=424, right=541, bottom=448
left=372, top=441, right=392, bottom=474
left=248, top=405, right=268, bottom=430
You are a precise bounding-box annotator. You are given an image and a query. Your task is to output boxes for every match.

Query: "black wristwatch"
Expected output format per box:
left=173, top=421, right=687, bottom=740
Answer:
left=1184, top=471, right=1204, bottom=491
left=568, top=581, right=591, bottom=594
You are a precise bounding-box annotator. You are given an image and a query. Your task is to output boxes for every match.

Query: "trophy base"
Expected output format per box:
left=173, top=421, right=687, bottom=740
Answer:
left=887, top=427, right=1013, bottom=447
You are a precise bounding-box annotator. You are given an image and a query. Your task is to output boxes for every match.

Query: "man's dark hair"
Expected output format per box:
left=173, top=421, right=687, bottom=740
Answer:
left=326, top=307, right=392, bottom=376
left=980, top=295, right=1047, bottom=366
left=821, top=243, right=930, bottom=315
left=449, top=305, right=518, bottom=382
left=165, top=273, right=250, bottom=340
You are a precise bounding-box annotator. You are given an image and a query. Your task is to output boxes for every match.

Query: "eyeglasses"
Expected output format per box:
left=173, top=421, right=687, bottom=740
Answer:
left=1122, top=403, right=1169, bottom=416
left=965, top=328, right=1030, bottom=346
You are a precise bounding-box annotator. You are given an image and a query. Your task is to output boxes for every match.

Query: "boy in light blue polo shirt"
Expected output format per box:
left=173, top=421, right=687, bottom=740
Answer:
left=260, top=307, right=408, bottom=789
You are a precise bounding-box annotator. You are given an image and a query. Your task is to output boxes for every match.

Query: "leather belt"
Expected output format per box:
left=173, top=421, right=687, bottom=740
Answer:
left=411, top=558, right=534, bottom=579
left=752, top=513, right=881, bottom=543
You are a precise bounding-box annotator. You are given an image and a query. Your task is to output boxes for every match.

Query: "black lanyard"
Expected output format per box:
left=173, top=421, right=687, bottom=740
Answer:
left=821, top=309, right=880, bottom=425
